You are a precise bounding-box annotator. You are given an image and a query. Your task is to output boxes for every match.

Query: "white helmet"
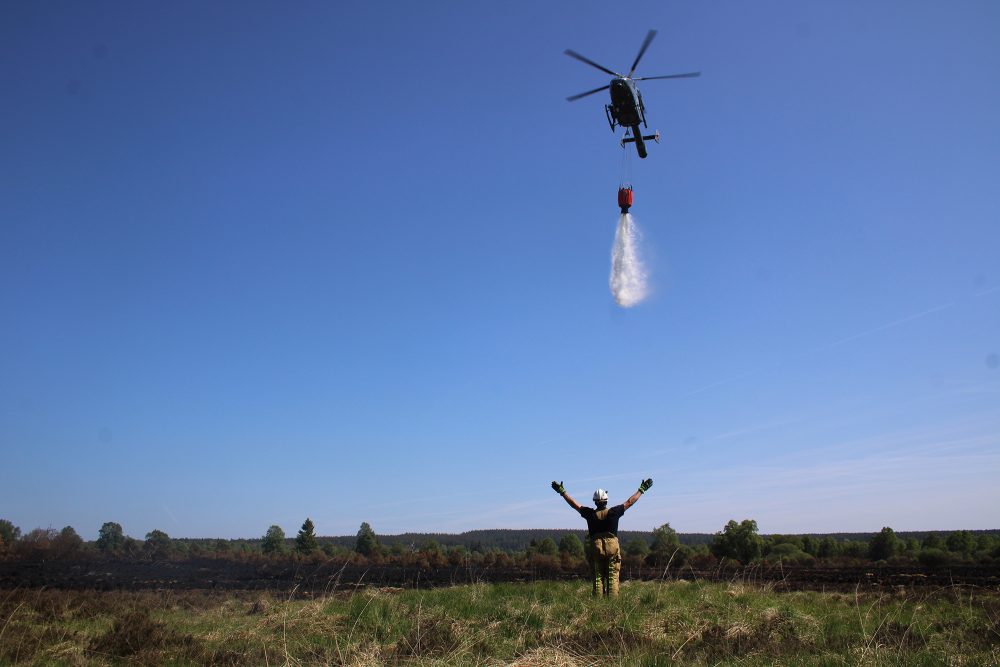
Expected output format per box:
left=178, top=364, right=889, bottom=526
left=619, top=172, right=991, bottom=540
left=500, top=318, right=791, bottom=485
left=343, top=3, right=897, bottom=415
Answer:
left=593, top=488, right=608, bottom=503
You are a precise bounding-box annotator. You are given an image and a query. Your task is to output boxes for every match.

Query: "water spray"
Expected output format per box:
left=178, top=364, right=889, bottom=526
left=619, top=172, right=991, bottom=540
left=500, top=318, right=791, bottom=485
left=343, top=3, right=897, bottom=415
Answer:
left=610, top=184, right=648, bottom=308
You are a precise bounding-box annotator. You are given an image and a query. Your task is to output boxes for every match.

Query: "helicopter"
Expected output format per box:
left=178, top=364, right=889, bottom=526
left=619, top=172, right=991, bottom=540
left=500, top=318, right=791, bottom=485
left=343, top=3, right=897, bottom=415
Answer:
left=565, top=30, right=700, bottom=158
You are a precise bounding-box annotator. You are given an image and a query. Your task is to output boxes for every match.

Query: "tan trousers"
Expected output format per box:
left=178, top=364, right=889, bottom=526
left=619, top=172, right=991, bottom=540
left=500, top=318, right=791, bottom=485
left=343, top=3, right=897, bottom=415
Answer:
left=587, top=533, right=621, bottom=597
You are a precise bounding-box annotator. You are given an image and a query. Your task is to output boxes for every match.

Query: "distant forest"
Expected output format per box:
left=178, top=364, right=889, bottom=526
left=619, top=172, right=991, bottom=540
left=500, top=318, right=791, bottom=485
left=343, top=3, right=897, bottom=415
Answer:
left=313, top=528, right=1000, bottom=552
left=3, top=515, right=999, bottom=570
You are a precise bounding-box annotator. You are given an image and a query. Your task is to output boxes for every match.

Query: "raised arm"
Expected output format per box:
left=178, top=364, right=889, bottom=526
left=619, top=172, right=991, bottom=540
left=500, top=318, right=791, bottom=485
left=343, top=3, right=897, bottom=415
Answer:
left=622, top=478, right=653, bottom=511
left=551, top=481, right=583, bottom=511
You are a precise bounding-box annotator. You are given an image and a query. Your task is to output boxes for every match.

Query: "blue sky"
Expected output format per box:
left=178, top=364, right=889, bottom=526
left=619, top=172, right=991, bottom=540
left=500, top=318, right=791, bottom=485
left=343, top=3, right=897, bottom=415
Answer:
left=2, top=1, right=998, bottom=540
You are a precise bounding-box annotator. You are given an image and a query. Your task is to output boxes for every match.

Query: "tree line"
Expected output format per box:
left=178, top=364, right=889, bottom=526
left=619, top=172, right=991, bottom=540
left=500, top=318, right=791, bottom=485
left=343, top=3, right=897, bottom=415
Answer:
left=2, top=517, right=998, bottom=569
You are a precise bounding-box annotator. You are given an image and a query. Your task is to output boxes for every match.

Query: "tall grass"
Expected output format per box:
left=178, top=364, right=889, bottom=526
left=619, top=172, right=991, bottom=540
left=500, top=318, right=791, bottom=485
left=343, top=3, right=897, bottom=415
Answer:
left=1, top=580, right=997, bottom=665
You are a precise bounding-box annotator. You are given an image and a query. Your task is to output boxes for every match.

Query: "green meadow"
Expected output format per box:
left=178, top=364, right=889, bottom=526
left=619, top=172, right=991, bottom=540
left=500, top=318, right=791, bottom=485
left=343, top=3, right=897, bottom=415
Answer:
left=2, top=579, right=997, bottom=665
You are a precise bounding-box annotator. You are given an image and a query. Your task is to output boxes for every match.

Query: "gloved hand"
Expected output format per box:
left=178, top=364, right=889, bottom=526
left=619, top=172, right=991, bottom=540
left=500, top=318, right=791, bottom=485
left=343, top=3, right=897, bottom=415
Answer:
left=638, top=478, right=653, bottom=494
left=551, top=480, right=565, bottom=495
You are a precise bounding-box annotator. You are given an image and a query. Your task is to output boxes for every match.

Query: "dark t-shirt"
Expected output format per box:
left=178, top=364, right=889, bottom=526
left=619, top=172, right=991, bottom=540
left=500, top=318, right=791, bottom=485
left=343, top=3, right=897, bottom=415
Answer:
left=578, top=504, right=626, bottom=537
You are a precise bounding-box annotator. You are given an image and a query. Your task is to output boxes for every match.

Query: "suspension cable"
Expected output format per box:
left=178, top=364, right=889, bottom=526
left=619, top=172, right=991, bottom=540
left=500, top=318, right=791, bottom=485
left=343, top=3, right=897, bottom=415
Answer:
left=619, top=131, right=632, bottom=187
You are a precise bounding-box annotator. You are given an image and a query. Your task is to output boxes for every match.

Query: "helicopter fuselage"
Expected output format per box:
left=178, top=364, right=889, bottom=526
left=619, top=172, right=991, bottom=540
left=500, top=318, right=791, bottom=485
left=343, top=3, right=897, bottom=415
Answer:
left=608, top=78, right=645, bottom=130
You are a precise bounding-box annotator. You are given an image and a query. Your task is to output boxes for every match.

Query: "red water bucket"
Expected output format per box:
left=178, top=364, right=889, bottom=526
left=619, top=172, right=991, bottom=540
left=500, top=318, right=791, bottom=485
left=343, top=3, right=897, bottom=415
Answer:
left=617, top=187, right=633, bottom=212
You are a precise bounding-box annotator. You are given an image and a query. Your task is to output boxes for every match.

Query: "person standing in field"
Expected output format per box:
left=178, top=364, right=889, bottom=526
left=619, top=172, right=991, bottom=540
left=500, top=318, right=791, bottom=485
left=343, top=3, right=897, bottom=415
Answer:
left=551, top=478, right=653, bottom=597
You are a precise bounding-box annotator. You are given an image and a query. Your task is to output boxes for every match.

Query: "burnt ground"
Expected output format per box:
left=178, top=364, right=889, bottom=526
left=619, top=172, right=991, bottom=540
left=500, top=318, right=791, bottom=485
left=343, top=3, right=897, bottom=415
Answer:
left=2, top=558, right=998, bottom=594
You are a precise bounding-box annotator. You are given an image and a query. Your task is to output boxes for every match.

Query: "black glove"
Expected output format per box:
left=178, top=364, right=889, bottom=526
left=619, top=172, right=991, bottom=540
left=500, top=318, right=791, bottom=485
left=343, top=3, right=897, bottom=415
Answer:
left=551, top=480, right=565, bottom=495
left=638, top=478, right=653, bottom=494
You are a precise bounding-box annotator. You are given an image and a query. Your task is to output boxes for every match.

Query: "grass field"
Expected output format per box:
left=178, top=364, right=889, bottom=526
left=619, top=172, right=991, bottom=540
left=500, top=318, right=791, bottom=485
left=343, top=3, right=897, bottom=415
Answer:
left=2, top=579, right=998, bottom=665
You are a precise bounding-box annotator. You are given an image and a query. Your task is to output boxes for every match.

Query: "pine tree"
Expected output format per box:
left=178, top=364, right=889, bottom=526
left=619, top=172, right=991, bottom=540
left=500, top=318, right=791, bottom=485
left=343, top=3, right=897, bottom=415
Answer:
left=355, top=522, right=379, bottom=556
left=296, top=518, right=319, bottom=554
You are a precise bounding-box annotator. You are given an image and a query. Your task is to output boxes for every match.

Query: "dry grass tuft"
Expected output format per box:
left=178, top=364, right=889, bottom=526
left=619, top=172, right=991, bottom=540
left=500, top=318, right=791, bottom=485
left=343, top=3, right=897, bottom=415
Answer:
left=510, top=645, right=583, bottom=666
left=394, top=613, right=462, bottom=658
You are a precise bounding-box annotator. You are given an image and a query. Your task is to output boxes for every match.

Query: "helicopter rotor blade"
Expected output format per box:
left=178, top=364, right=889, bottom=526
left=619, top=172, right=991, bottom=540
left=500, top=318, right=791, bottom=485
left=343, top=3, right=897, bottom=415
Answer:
left=564, top=49, right=621, bottom=77
left=627, top=29, right=658, bottom=77
left=566, top=84, right=611, bottom=102
left=634, top=72, right=702, bottom=81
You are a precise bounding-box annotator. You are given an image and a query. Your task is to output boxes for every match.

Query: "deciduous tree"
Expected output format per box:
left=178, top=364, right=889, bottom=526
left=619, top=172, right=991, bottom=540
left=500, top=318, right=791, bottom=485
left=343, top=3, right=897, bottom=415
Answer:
left=558, top=534, right=584, bottom=558
left=922, top=533, right=945, bottom=550
left=261, top=525, right=286, bottom=555
left=535, top=537, right=558, bottom=556
left=711, top=519, right=764, bottom=565
left=652, top=523, right=680, bottom=553
left=0, top=519, right=20, bottom=548
left=144, top=529, right=172, bottom=559
left=946, top=530, right=975, bottom=556
left=649, top=523, right=686, bottom=566
left=96, top=522, right=125, bottom=553
left=817, top=536, right=840, bottom=559
left=625, top=538, right=650, bottom=557
left=418, top=539, right=442, bottom=555
left=868, top=527, right=900, bottom=561
left=52, top=526, right=83, bottom=557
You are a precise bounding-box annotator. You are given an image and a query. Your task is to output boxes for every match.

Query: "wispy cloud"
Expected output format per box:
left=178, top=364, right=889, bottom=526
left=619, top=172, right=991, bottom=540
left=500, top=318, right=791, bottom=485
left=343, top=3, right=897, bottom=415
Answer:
left=681, top=288, right=1000, bottom=399
left=641, top=417, right=1000, bottom=532
left=814, top=302, right=955, bottom=351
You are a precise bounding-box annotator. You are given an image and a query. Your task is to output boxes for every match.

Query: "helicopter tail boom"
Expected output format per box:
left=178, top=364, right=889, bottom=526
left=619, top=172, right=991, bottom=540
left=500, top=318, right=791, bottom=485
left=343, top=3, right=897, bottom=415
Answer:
left=621, top=129, right=660, bottom=158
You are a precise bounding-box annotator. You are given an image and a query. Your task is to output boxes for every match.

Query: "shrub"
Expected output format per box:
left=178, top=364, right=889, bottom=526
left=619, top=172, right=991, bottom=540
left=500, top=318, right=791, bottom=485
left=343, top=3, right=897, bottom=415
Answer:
left=559, top=534, right=584, bottom=558
left=625, top=537, right=650, bottom=557
left=51, top=526, right=83, bottom=558
left=688, top=551, right=717, bottom=569
left=535, top=537, right=558, bottom=556
left=918, top=548, right=950, bottom=568
left=15, top=528, right=57, bottom=560
left=764, top=543, right=815, bottom=566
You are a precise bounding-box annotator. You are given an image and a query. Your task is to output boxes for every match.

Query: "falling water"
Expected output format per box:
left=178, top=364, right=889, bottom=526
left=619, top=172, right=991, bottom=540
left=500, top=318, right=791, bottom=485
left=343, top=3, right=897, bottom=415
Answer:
left=609, top=213, right=648, bottom=307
